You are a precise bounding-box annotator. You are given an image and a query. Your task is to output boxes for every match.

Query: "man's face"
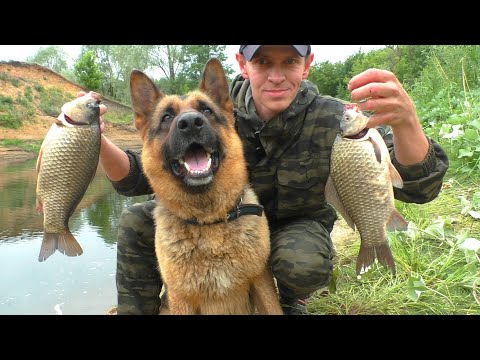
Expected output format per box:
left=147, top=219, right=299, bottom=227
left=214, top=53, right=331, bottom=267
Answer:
left=237, top=45, right=313, bottom=121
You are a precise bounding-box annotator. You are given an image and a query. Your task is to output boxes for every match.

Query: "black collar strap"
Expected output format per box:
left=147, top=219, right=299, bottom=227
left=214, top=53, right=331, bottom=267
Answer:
left=186, top=203, right=264, bottom=226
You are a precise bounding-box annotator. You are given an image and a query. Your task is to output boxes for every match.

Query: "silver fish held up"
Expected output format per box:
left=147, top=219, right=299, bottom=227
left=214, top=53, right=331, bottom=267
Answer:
left=35, top=93, right=102, bottom=262
left=325, top=104, right=408, bottom=275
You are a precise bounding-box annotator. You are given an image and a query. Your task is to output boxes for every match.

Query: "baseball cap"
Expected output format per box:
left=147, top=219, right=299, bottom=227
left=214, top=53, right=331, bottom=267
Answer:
left=239, top=45, right=311, bottom=61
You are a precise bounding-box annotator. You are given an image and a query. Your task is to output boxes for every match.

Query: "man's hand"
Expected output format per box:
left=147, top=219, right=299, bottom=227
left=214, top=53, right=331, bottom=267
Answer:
left=72, top=91, right=108, bottom=133
left=348, top=68, right=429, bottom=166
left=348, top=68, right=418, bottom=131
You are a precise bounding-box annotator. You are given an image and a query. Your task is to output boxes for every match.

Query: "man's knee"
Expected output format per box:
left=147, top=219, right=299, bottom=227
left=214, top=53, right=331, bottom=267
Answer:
left=270, top=219, right=334, bottom=298
left=117, top=201, right=155, bottom=250
left=117, top=200, right=158, bottom=280
left=272, top=249, right=333, bottom=298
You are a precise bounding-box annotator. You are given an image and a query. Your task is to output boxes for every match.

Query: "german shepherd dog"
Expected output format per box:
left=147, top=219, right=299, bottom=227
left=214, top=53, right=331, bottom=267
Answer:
left=130, top=59, right=283, bottom=315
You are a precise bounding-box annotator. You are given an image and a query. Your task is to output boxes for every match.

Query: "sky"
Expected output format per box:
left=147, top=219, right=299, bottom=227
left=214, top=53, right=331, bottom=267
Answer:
left=0, top=45, right=385, bottom=69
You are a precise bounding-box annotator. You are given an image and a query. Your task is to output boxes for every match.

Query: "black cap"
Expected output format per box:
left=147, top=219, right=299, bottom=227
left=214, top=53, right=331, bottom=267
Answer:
left=239, top=45, right=311, bottom=61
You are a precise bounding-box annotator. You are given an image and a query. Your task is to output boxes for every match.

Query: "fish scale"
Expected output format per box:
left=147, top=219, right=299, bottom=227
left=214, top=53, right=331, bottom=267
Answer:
left=331, top=137, right=391, bottom=249
left=36, top=95, right=101, bottom=262
left=39, top=125, right=100, bottom=233
left=325, top=104, right=408, bottom=276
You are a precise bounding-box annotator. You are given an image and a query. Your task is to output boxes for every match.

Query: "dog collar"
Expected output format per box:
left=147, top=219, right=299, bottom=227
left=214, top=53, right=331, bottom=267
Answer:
left=185, top=199, right=264, bottom=226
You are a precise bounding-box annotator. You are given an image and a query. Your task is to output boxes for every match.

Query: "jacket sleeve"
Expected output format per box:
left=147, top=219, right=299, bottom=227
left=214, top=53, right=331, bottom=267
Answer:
left=379, top=127, right=450, bottom=204
left=108, top=149, right=153, bottom=196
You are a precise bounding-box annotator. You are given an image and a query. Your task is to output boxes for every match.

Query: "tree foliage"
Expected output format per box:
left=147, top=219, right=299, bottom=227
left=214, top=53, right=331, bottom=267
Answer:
left=27, top=46, right=68, bottom=74
left=73, top=50, right=103, bottom=91
left=177, top=45, right=234, bottom=93
left=81, top=45, right=151, bottom=103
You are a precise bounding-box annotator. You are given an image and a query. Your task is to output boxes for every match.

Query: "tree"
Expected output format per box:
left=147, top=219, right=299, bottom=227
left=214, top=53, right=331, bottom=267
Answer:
left=27, top=46, right=68, bottom=73
left=177, top=45, right=234, bottom=93
left=74, top=50, right=102, bottom=91
left=82, top=45, right=151, bottom=102
left=309, top=61, right=344, bottom=97
left=148, top=45, right=185, bottom=94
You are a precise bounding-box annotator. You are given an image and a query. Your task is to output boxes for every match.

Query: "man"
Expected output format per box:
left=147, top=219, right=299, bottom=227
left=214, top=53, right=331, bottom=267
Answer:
left=91, top=45, right=449, bottom=314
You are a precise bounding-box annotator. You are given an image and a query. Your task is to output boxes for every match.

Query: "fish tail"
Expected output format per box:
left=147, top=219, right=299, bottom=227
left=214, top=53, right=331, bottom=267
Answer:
left=356, top=245, right=375, bottom=275
left=38, top=230, right=83, bottom=262
left=375, top=244, right=396, bottom=276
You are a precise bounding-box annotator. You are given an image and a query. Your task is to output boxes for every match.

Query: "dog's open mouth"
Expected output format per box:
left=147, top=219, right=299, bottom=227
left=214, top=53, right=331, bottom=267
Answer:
left=170, top=143, right=220, bottom=187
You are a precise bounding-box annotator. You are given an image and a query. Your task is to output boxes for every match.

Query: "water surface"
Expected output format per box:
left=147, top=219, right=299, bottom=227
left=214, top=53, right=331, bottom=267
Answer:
left=0, top=157, right=149, bottom=315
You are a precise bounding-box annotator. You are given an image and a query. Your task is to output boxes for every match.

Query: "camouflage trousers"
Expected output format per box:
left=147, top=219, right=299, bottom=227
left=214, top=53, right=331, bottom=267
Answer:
left=116, top=200, right=334, bottom=314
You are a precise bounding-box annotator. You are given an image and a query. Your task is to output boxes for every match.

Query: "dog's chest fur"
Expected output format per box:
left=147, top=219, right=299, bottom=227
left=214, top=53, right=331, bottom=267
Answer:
left=153, top=190, right=270, bottom=297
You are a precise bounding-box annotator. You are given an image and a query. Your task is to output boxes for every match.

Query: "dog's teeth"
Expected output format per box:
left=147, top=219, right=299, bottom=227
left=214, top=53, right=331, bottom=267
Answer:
left=184, top=162, right=190, bottom=171
left=207, top=157, right=212, bottom=170
left=178, top=158, right=185, bottom=165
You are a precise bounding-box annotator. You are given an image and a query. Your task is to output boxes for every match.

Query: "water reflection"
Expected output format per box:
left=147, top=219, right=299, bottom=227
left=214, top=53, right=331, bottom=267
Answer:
left=0, top=157, right=149, bottom=314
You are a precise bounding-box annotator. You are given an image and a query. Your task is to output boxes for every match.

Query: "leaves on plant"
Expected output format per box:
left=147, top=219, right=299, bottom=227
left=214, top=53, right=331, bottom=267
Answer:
left=457, top=237, right=480, bottom=252
left=468, top=210, right=480, bottom=219
left=424, top=216, right=456, bottom=240
left=407, top=274, right=428, bottom=302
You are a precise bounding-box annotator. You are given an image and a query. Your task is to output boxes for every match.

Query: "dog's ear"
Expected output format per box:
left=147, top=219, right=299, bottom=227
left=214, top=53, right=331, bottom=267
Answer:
left=130, top=69, right=164, bottom=136
left=199, top=58, right=233, bottom=114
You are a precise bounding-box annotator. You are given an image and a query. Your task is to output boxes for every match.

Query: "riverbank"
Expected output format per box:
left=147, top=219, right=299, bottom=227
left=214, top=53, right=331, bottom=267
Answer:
left=0, top=117, right=142, bottom=162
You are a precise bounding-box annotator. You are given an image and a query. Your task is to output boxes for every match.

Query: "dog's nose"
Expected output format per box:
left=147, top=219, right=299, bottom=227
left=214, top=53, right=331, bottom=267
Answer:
left=177, top=112, right=204, bottom=134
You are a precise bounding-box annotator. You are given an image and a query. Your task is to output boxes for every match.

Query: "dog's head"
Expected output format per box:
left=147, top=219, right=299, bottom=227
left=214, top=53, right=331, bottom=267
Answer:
left=130, top=59, right=247, bottom=217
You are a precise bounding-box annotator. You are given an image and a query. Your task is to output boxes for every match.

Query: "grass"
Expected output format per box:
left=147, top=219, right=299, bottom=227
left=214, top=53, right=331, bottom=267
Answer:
left=308, top=174, right=480, bottom=315
left=0, top=139, right=42, bottom=153
left=106, top=106, right=133, bottom=124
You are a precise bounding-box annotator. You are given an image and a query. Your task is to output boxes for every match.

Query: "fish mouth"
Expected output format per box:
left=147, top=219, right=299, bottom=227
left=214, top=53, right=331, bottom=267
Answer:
left=63, top=98, right=101, bottom=126
left=169, top=143, right=220, bottom=189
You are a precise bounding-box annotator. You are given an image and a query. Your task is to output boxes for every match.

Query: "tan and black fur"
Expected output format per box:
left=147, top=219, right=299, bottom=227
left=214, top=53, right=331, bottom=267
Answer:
left=130, top=59, right=282, bottom=314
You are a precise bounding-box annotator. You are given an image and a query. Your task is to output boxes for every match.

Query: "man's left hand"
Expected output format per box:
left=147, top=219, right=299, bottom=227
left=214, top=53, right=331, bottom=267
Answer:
left=348, top=68, right=418, bottom=131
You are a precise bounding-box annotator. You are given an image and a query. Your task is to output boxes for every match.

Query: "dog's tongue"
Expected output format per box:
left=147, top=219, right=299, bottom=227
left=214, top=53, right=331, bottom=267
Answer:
left=184, top=148, right=209, bottom=171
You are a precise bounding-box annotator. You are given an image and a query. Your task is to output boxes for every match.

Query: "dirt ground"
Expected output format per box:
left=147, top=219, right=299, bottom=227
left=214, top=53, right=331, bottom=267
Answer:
left=1, top=61, right=140, bottom=159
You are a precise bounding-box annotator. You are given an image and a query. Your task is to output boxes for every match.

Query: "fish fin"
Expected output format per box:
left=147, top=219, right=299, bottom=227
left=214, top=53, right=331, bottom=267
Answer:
left=36, top=197, right=43, bottom=213
left=38, top=232, right=59, bottom=262
left=388, top=162, right=404, bottom=189
left=375, top=244, right=396, bottom=276
left=36, top=146, right=44, bottom=174
left=387, top=209, right=409, bottom=231
left=356, top=245, right=375, bottom=275
left=325, top=176, right=355, bottom=230
left=369, top=137, right=382, bottom=164
left=57, top=229, right=83, bottom=257
left=38, top=230, right=83, bottom=262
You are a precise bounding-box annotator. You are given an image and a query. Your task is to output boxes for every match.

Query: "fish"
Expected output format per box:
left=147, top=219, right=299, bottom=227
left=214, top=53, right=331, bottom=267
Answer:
left=325, top=103, right=408, bottom=275
left=35, top=92, right=102, bottom=262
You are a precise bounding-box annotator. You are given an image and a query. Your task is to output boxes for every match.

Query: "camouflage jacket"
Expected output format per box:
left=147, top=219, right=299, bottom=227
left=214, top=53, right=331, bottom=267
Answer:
left=111, top=74, right=449, bottom=232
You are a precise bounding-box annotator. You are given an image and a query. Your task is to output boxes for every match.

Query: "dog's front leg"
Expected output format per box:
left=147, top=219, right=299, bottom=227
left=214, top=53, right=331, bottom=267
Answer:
left=168, top=290, right=196, bottom=315
left=251, top=268, right=283, bottom=315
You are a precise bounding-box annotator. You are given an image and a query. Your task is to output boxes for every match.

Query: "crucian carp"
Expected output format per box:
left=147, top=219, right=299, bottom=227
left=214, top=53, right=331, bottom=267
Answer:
left=35, top=92, right=102, bottom=262
left=325, top=103, right=408, bottom=275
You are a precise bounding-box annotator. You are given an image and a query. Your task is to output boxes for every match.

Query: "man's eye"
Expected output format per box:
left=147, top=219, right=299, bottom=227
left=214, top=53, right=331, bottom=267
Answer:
left=286, top=58, right=296, bottom=64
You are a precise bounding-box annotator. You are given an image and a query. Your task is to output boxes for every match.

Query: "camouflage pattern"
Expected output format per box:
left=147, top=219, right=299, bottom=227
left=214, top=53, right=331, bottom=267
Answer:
left=229, top=74, right=449, bottom=233
left=110, top=74, right=449, bottom=314
left=116, top=200, right=162, bottom=315
left=270, top=219, right=333, bottom=299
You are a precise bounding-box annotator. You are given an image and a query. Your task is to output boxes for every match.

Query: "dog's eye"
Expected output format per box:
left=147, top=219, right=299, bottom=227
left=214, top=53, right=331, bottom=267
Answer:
left=161, top=114, right=172, bottom=123
left=202, top=108, right=212, bottom=115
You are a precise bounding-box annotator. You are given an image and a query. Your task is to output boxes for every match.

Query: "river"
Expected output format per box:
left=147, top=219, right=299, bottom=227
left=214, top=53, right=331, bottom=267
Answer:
left=0, top=157, right=149, bottom=315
